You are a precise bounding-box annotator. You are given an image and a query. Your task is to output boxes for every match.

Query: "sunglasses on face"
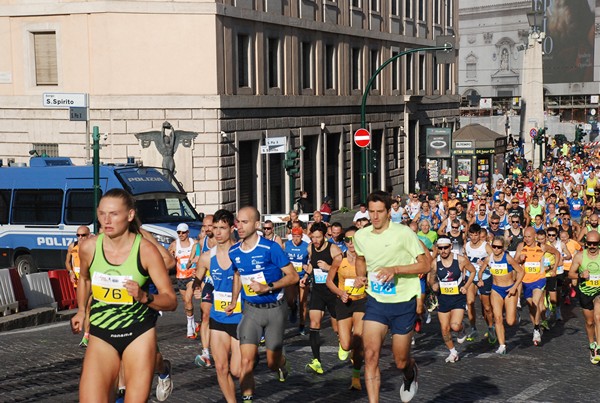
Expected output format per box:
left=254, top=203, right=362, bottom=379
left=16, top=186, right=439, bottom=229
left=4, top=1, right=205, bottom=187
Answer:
left=491, top=221, right=499, bottom=225
left=76, top=233, right=88, bottom=237
left=343, top=236, right=354, bottom=243
left=491, top=244, right=503, bottom=249
left=177, top=231, right=188, bottom=234
left=451, top=226, right=459, bottom=229
left=263, top=227, right=273, bottom=230
left=548, top=233, right=557, bottom=237
left=587, top=242, right=600, bottom=247
left=512, top=221, right=520, bottom=224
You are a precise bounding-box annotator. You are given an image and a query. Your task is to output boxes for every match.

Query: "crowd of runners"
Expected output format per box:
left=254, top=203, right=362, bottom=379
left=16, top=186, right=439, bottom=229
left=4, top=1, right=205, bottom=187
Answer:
left=67, top=143, right=600, bottom=403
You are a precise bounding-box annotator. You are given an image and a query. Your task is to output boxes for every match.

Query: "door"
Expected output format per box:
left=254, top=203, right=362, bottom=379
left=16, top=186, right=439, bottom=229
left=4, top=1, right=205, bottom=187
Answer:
left=326, top=133, right=341, bottom=207
left=238, top=140, right=259, bottom=208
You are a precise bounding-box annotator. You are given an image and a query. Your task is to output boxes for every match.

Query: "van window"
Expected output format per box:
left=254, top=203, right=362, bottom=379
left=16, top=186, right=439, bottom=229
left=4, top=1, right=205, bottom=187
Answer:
left=65, top=189, right=96, bottom=225
left=12, top=189, right=63, bottom=225
left=0, top=190, right=10, bottom=224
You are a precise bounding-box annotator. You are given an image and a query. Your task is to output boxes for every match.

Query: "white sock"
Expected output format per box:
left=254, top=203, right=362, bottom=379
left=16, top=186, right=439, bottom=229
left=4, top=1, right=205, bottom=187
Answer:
left=450, top=348, right=458, bottom=355
left=187, top=315, right=195, bottom=325
left=202, top=348, right=210, bottom=356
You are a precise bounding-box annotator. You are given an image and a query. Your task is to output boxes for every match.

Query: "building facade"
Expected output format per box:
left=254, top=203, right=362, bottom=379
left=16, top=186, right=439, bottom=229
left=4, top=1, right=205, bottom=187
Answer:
left=0, top=0, right=460, bottom=214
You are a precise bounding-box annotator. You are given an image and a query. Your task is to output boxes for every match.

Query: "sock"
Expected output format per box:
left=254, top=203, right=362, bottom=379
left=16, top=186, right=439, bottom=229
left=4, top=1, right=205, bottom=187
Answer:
left=202, top=348, right=210, bottom=356
left=352, top=368, right=361, bottom=378
left=242, top=395, right=253, bottom=401
left=310, top=328, right=321, bottom=361
left=450, top=348, right=458, bottom=355
left=83, top=332, right=89, bottom=338
left=534, top=325, right=540, bottom=331
left=187, top=315, right=195, bottom=325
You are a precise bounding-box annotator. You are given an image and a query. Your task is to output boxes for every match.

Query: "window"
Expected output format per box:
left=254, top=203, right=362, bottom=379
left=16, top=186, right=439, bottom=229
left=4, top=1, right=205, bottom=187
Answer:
left=31, top=143, right=59, bottom=157
left=370, top=0, right=379, bottom=12
left=351, top=47, right=362, bottom=90
left=433, top=64, right=440, bottom=91
left=352, top=0, right=361, bottom=7
left=33, top=32, right=58, bottom=86
left=406, top=53, right=413, bottom=90
left=391, top=0, right=399, bottom=16
left=267, top=37, right=280, bottom=88
left=237, top=34, right=250, bottom=88
left=391, top=51, right=400, bottom=91
left=446, top=0, right=453, bottom=26
left=370, top=49, right=379, bottom=90
left=0, top=190, right=10, bottom=225
left=466, top=62, right=476, bottom=79
left=12, top=189, right=63, bottom=225
left=434, top=0, right=440, bottom=24
left=444, top=64, right=451, bottom=91
left=325, top=44, right=336, bottom=90
left=301, top=41, right=313, bottom=90
left=405, top=0, right=412, bottom=18
left=419, top=54, right=425, bottom=91
left=64, top=190, right=95, bottom=225
left=418, top=0, right=425, bottom=21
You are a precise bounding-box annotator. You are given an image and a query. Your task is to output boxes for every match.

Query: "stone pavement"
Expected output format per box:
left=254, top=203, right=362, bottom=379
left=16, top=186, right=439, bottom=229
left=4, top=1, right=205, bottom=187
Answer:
left=1, top=295, right=599, bottom=403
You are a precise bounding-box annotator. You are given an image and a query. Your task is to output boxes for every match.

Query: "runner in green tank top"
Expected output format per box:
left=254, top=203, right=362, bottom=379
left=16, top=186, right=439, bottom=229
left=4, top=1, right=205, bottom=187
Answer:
left=71, top=189, right=177, bottom=402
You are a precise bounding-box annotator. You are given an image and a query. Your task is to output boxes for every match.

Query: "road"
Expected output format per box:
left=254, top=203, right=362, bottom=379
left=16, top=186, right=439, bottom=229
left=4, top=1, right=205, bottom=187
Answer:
left=1, top=295, right=598, bottom=403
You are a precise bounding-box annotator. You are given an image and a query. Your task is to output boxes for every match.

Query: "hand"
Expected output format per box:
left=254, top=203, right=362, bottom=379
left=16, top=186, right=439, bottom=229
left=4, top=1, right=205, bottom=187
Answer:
left=317, top=260, right=330, bottom=271
left=225, top=303, right=236, bottom=316
left=353, top=276, right=367, bottom=289
left=477, top=279, right=484, bottom=287
left=460, top=286, right=468, bottom=295
left=520, top=255, right=526, bottom=264
left=193, top=286, right=202, bottom=300
left=70, top=311, right=85, bottom=334
left=340, top=292, right=349, bottom=303
left=69, top=271, right=77, bottom=285
left=582, top=270, right=590, bottom=279
left=299, top=276, right=307, bottom=288
left=376, top=267, right=396, bottom=283
left=123, top=280, right=144, bottom=302
left=507, top=286, right=518, bottom=297
left=250, top=281, right=268, bottom=294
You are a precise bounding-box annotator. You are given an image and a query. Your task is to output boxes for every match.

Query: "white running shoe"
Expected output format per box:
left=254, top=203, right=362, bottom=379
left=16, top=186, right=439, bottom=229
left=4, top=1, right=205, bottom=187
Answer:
left=445, top=351, right=459, bottom=363
left=425, top=312, right=432, bottom=324
left=156, top=360, right=173, bottom=402
left=533, top=329, right=542, bottom=346
left=456, top=328, right=467, bottom=344
left=399, top=364, right=419, bottom=402
left=495, top=345, right=507, bottom=355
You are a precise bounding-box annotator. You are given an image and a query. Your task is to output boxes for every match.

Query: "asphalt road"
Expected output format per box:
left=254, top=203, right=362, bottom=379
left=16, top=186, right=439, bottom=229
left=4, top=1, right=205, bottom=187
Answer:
left=1, top=294, right=599, bottom=403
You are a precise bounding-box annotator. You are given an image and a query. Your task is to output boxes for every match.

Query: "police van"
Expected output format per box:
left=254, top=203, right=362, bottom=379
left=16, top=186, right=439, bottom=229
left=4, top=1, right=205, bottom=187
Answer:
left=0, top=157, right=203, bottom=275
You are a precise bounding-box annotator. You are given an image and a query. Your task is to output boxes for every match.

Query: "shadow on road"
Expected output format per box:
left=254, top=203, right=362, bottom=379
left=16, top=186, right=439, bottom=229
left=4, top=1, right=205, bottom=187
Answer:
left=424, top=375, right=500, bottom=403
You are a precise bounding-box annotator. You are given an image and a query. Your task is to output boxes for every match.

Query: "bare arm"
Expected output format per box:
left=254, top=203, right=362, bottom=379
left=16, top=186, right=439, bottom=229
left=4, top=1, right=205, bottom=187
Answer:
left=568, top=251, right=584, bottom=280
left=140, top=228, right=176, bottom=270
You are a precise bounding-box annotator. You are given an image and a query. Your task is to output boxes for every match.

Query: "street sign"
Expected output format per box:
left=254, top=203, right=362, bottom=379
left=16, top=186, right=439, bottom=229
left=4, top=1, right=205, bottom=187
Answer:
left=260, top=136, right=286, bottom=154
left=354, top=128, right=371, bottom=148
left=69, top=107, right=87, bottom=122
left=43, top=93, right=87, bottom=108
left=530, top=128, right=538, bottom=138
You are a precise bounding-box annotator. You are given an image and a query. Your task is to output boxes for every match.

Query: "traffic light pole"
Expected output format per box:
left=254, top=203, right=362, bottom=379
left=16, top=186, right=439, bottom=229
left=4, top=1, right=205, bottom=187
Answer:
left=359, top=43, right=453, bottom=202
left=92, top=126, right=101, bottom=234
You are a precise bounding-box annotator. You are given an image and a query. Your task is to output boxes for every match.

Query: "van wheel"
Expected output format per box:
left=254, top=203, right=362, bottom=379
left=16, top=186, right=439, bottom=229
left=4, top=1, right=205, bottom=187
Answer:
left=15, top=255, right=37, bottom=276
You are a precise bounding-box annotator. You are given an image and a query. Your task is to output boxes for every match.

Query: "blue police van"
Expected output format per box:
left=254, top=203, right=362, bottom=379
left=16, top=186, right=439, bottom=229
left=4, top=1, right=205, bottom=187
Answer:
left=0, top=157, right=203, bottom=275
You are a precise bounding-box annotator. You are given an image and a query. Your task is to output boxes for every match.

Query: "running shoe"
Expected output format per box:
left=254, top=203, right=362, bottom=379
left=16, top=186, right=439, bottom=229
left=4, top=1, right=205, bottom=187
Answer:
left=425, top=293, right=438, bottom=312
left=495, top=345, right=507, bottom=355
left=186, top=323, right=197, bottom=339
left=79, top=336, right=88, bottom=348
left=541, top=320, right=550, bottom=331
left=411, top=336, right=415, bottom=346
left=445, top=351, right=459, bottom=363
left=555, top=308, right=563, bottom=322
left=305, top=358, right=324, bottom=374
left=194, top=354, right=212, bottom=368
left=570, top=286, right=577, bottom=298
left=425, top=312, right=432, bottom=324
left=487, top=327, right=497, bottom=345
left=299, top=325, right=307, bottom=336
left=277, top=357, right=290, bottom=382
left=414, top=318, right=422, bottom=333
left=115, top=389, right=125, bottom=403
left=259, top=335, right=266, bottom=346
left=399, top=363, right=419, bottom=402
left=466, top=328, right=478, bottom=342
left=156, top=360, right=173, bottom=402
left=350, top=376, right=362, bottom=390
left=338, top=344, right=350, bottom=361
left=590, top=343, right=599, bottom=364
left=532, top=329, right=542, bottom=346
left=456, top=328, right=467, bottom=344
left=516, top=298, right=522, bottom=309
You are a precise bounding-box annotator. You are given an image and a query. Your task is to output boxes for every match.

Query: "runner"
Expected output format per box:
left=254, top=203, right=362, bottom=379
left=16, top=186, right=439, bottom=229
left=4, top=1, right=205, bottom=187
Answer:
left=262, top=219, right=284, bottom=248
left=353, top=191, right=429, bottom=403
left=568, top=230, right=600, bottom=364
left=168, top=223, right=197, bottom=339
left=428, top=238, right=475, bottom=363
left=70, top=189, right=177, bottom=402
left=65, top=225, right=91, bottom=347
left=229, top=206, right=299, bottom=403
left=193, top=209, right=242, bottom=402
left=284, top=226, right=310, bottom=334
left=326, top=226, right=366, bottom=389
left=305, top=222, right=342, bottom=374
left=480, top=236, right=524, bottom=354
left=544, top=228, right=571, bottom=323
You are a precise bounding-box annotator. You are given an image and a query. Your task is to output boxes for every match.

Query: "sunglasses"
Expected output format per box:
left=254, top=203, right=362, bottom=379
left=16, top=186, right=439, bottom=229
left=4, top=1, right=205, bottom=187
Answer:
left=587, top=242, right=600, bottom=246
left=76, top=233, right=88, bottom=237
left=491, top=221, right=500, bottom=225
left=548, top=233, right=557, bottom=237
left=263, top=227, right=273, bottom=230
left=491, top=244, right=503, bottom=249
left=451, top=226, right=459, bottom=229
left=512, top=221, right=520, bottom=224
left=438, top=245, right=451, bottom=250
left=177, top=231, right=188, bottom=234
left=343, top=236, right=354, bottom=243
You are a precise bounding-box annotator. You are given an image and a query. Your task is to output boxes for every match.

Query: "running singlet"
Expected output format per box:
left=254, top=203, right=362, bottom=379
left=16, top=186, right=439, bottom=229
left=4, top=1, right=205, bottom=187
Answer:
left=89, top=234, right=157, bottom=330
left=449, top=232, right=464, bottom=255
left=475, top=214, right=489, bottom=229
left=200, top=237, right=214, bottom=284
left=229, top=236, right=291, bottom=304
left=465, top=241, right=489, bottom=281
left=529, top=204, right=543, bottom=223
left=71, top=241, right=81, bottom=285
left=175, top=239, right=194, bottom=279
left=507, top=228, right=524, bottom=252
left=337, top=256, right=365, bottom=300
left=520, top=244, right=545, bottom=283
left=436, top=254, right=464, bottom=295
left=209, top=247, right=242, bottom=324
left=284, top=239, right=310, bottom=277
left=310, top=242, right=336, bottom=288
left=579, top=250, right=600, bottom=296
left=488, top=252, right=513, bottom=277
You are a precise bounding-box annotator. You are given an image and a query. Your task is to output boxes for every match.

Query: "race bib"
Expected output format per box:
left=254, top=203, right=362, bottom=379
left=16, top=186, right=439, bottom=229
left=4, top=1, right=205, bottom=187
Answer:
left=588, top=187, right=595, bottom=194
left=524, top=261, right=541, bottom=274
left=313, top=268, right=328, bottom=284
left=344, top=278, right=365, bottom=296
left=368, top=272, right=396, bottom=295
left=240, top=272, right=267, bottom=297
left=588, top=274, right=600, bottom=287
left=440, top=280, right=459, bottom=295
left=73, top=266, right=80, bottom=275
left=292, top=261, right=304, bottom=273
left=556, top=266, right=564, bottom=275
left=213, top=291, right=242, bottom=313
left=489, top=263, right=508, bottom=276
left=91, top=272, right=133, bottom=305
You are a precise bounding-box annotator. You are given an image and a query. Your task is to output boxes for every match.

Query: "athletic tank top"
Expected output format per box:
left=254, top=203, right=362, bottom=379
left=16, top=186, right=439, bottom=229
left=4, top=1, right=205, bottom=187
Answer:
left=498, top=214, right=509, bottom=230
left=436, top=254, right=464, bottom=295
left=337, top=256, right=366, bottom=300
left=284, top=239, right=310, bottom=277
left=175, top=239, right=194, bottom=279
left=489, top=252, right=513, bottom=277
left=475, top=214, right=489, bottom=229
left=200, top=237, right=214, bottom=284
left=89, top=234, right=156, bottom=330
left=310, top=242, right=335, bottom=288
left=209, top=247, right=242, bottom=324
left=465, top=241, right=489, bottom=281
left=71, top=241, right=81, bottom=280
left=579, top=250, right=600, bottom=296
left=507, top=228, right=524, bottom=252
left=521, top=243, right=545, bottom=283
left=448, top=232, right=464, bottom=255
left=529, top=204, right=543, bottom=222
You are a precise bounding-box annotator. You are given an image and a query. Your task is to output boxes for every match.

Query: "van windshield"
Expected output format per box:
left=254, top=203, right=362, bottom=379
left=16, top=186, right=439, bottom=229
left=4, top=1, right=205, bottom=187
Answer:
left=135, top=194, right=201, bottom=224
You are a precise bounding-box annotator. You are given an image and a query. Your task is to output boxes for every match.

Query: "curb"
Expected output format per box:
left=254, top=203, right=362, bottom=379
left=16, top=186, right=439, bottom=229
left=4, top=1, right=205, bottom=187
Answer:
left=0, top=307, right=77, bottom=332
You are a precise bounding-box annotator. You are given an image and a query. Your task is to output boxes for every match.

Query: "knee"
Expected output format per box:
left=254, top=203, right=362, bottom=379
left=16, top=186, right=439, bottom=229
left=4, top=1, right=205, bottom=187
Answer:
left=215, top=361, right=230, bottom=377
left=363, top=347, right=379, bottom=364
left=395, top=357, right=409, bottom=371
left=450, top=322, right=462, bottom=333
left=241, top=356, right=254, bottom=371
left=505, top=317, right=516, bottom=327
left=586, top=318, right=595, bottom=328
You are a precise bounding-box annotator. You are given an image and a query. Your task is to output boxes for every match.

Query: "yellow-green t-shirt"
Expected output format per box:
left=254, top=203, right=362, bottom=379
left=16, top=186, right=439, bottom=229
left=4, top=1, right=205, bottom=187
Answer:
left=354, top=222, right=423, bottom=303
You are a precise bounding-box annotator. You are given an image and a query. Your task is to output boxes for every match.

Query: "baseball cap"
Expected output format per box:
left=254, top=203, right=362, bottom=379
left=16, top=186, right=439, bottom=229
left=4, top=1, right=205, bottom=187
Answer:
left=437, top=238, right=452, bottom=246
left=291, top=227, right=304, bottom=235
left=177, top=223, right=189, bottom=232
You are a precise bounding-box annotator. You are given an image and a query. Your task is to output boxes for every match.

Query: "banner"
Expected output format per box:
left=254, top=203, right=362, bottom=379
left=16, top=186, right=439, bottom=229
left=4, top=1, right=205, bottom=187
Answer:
left=426, top=127, right=451, bottom=158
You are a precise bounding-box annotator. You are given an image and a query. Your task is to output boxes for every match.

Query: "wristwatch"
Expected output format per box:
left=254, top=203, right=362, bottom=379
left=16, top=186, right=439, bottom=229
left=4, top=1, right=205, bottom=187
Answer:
left=267, top=282, right=274, bottom=294
left=144, top=293, right=154, bottom=305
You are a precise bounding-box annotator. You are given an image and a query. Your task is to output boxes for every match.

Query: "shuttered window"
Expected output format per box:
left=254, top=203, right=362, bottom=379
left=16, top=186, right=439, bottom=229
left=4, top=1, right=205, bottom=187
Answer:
left=34, top=32, right=58, bottom=86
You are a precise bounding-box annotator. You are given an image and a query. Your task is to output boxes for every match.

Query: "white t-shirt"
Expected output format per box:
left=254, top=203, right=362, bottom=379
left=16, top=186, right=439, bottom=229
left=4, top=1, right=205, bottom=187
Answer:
left=353, top=210, right=370, bottom=222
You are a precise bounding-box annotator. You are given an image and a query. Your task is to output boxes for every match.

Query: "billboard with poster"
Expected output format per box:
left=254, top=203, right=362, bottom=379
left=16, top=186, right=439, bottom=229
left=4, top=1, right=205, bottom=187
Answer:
left=426, top=127, right=452, bottom=158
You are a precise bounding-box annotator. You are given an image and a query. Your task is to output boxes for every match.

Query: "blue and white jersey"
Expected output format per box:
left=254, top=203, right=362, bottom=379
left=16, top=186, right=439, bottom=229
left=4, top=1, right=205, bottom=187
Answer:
left=498, top=214, right=509, bottom=230
left=209, top=247, right=242, bottom=325
left=328, top=237, right=348, bottom=253
left=475, top=214, right=489, bottom=229
left=229, top=236, right=291, bottom=304
left=465, top=241, right=490, bottom=281
left=198, top=237, right=214, bottom=284
left=284, top=239, right=310, bottom=277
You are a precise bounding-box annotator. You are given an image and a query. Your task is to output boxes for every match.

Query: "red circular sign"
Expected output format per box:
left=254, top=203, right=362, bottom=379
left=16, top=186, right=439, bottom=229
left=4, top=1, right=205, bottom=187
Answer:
left=354, top=128, right=371, bottom=148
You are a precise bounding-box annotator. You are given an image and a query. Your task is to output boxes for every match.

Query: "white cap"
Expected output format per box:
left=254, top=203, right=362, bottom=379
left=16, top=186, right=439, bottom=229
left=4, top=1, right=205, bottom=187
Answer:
left=176, top=223, right=189, bottom=232
left=437, top=238, right=452, bottom=246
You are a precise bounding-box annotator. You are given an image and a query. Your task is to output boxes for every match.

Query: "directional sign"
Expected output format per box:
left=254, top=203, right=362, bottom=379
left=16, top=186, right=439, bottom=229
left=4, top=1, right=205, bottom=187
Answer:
left=260, top=136, right=286, bottom=154
left=354, top=128, right=371, bottom=148
left=43, top=93, right=87, bottom=108
left=530, top=128, right=538, bottom=138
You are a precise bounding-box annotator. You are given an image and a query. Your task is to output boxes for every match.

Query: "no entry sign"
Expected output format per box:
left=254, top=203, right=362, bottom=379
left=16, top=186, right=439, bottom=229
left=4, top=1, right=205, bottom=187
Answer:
left=354, top=128, right=371, bottom=148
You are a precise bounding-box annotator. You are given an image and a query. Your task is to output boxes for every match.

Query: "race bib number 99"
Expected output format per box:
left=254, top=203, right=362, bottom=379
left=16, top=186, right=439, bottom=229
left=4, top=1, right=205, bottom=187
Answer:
left=368, top=272, right=396, bottom=295
left=213, top=291, right=242, bottom=313
left=240, top=272, right=267, bottom=297
left=91, top=272, right=133, bottom=305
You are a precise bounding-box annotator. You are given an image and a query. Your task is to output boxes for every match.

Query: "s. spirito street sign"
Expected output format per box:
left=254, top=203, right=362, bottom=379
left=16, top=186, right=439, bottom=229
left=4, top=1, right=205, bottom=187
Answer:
left=354, top=128, right=371, bottom=148
left=43, top=93, right=87, bottom=108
